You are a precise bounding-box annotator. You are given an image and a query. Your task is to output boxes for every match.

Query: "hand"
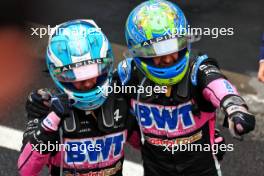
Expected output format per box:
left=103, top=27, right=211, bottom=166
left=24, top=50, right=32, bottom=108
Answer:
left=50, top=93, right=71, bottom=119
left=229, top=111, right=255, bottom=136
left=258, top=61, right=264, bottom=83
left=221, top=95, right=255, bottom=140
left=26, top=89, right=51, bottom=119
left=26, top=89, right=71, bottom=120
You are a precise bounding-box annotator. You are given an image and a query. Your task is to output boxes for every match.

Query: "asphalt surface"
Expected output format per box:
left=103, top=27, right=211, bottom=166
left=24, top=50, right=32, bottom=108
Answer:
left=0, top=0, right=264, bottom=176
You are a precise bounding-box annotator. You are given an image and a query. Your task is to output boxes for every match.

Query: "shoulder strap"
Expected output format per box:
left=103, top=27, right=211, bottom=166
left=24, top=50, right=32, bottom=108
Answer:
left=97, top=81, right=128, bottom=133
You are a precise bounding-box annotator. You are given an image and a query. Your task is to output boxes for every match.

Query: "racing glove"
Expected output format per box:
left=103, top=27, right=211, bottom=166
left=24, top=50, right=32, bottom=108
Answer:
left=221, top=95, right=255, bottom=140
left=26, top=88, right=71, bottom=119
left=26, top=89, right=50, bottom=119
left=25, top=89, right=71, bottom=153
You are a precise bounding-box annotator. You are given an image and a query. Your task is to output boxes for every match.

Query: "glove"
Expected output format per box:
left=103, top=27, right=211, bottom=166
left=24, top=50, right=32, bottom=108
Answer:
left=29, top=121, right=60, bottom=154
left=24, top=89, right=72, bottom=154
left=229, top=111, right=255, bottom=135
left=26, top=89, right=71, bottom=120
left=22, top=116, right=59, bottom=154
left=50, top=93, right=71, bottom=119
left=221, top=95, right=255, bottom=140
left=26, top=89, right=51, bottom=119
left=30, top=93, right=71, bottom=154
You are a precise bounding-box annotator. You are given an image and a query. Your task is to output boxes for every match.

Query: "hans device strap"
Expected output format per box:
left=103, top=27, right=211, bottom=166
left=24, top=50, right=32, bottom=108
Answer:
left=97, top=81, right=128, bottom=133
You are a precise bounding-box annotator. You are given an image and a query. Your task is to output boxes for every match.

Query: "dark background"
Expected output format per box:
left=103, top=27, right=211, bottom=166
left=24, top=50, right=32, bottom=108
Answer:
left=23, top=0, right=264, bottom=74
left=2, top=0, right=264, bottom=73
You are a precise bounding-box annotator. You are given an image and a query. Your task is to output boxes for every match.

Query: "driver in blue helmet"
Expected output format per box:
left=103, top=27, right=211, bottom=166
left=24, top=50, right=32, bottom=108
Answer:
left=18, top=19, right=140, bottom=176
left=116, top=0, right=255, bottom=175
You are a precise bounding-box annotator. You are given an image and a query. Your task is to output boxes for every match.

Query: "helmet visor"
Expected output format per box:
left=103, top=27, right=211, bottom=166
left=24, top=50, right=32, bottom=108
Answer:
left=61, top=72, right=109, bottom=93
left=50, top=57, right=112, bottom=82
left=129, top=34, right=188, bottom=58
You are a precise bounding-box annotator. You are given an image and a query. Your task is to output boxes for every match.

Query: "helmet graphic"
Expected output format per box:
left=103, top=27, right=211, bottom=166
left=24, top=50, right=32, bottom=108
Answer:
left=125, top=0, right=190, bottom=85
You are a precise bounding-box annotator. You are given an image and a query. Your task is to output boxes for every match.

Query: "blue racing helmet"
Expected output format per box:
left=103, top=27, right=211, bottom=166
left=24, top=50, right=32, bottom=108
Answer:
left=125, top=0, right=190, bottom=85
left=46, top=19, right=114, bottom=110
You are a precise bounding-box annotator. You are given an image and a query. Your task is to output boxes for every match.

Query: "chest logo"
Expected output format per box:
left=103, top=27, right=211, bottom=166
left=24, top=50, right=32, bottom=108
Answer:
left=64, top=131, right=127, bottom=164
left=132, top=100, right=195, bottom=131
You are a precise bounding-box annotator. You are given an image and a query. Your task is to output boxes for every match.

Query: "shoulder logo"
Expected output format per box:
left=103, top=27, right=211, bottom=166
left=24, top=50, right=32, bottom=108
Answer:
left=114, top=109, right=122, bottom=122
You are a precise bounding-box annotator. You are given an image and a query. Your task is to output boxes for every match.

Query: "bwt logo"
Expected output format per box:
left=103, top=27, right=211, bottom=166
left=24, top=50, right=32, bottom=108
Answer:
left=132, top=100, right=195, bottom=131
left=65, top=131, right=126, bottom=164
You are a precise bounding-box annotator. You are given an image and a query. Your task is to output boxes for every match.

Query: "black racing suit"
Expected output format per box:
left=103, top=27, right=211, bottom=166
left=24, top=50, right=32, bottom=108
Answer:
left=18, top=91, right=140, bottom=176
left=116, top=54, right=239, bottom=176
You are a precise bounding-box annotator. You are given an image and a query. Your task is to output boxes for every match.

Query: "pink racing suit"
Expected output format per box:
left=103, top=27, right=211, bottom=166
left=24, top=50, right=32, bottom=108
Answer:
left=18, top=98, right=140, bottom=176
left=116, top=55, right=240, bottom=176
